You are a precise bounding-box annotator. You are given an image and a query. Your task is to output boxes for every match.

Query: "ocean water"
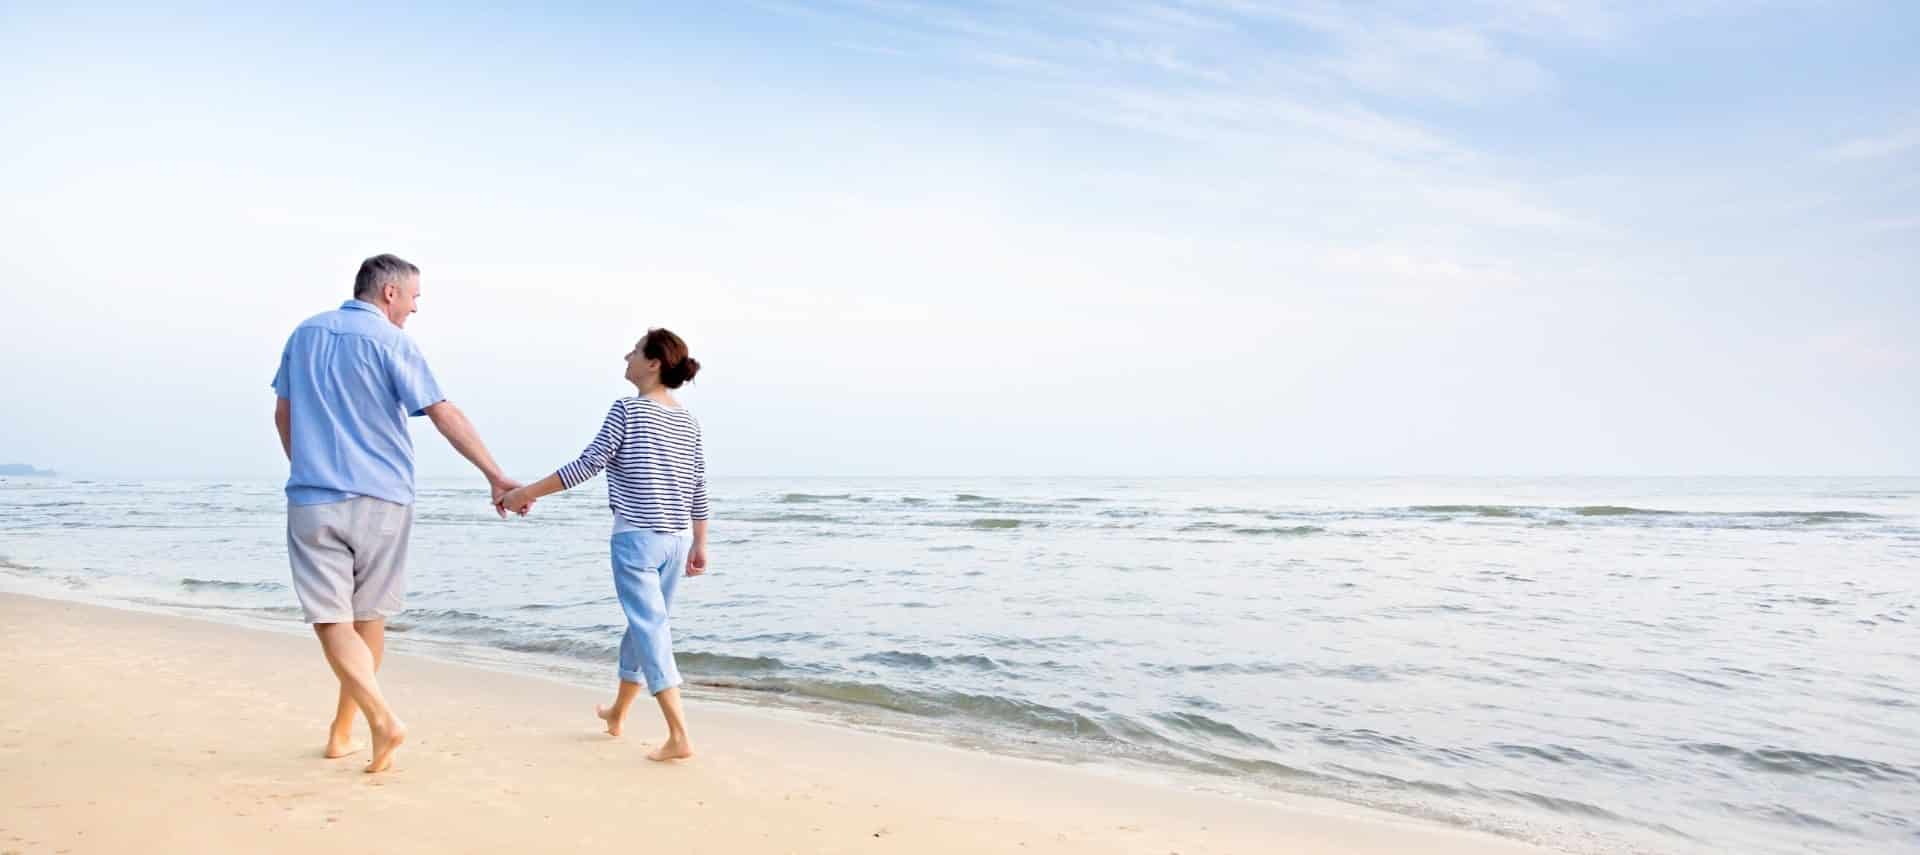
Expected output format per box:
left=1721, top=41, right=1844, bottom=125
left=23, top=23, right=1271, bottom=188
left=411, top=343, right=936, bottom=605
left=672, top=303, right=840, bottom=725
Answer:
left=2, top=475, right=1915, bottom=854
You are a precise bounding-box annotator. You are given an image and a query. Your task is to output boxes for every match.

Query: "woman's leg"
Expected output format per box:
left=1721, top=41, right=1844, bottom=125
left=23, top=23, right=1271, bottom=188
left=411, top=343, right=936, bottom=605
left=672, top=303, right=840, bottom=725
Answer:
left=645, top=534, right=696, bottom=760
left=601, top=533, right=659, bottom=736
left=596, top=678, right=643, bottom=737
left=648, top=687, right=693, bottom=761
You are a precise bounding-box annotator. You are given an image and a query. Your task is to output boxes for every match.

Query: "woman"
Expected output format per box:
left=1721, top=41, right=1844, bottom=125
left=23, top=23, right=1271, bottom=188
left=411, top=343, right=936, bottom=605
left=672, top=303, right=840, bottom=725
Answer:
left=497, top=328, right=709, bottom=761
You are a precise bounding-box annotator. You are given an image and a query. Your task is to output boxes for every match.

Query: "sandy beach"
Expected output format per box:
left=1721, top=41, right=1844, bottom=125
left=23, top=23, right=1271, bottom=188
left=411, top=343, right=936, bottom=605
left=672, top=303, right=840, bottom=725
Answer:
left=0, top=593, right=1553, bottom=854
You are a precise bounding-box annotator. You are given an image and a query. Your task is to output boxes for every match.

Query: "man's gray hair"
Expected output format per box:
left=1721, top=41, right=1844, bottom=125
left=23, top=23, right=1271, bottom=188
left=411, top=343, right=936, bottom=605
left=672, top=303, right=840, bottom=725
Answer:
left=352, top=254, right=420, bottom=300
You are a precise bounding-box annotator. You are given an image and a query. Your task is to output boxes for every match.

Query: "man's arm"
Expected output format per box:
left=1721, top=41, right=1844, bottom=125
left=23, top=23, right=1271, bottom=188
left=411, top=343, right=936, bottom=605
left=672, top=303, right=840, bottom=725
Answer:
left=423, top=401, right=517, bottom=501
left=274, top=397, right=292, bottom=461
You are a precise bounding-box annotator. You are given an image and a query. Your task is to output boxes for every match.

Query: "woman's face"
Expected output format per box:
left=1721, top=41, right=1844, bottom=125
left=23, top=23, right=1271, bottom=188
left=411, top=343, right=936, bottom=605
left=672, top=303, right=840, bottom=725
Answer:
left=624, top=340, right=658, bottom=385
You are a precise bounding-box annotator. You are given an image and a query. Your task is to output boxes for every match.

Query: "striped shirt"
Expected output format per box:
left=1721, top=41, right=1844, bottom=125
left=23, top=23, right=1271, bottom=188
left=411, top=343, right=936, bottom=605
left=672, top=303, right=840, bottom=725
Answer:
left=556, top=398, right=710, bottom=533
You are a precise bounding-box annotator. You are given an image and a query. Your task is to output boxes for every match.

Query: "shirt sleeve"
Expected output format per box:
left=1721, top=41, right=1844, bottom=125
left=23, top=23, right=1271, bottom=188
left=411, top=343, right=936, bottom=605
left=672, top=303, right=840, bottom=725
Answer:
left=386, top=338, right=447, bottom=418
left=557, top=401, right=628, bottom=489
left=271, top=337, right=292, bottom=398
left=690, top=422, right=710, bottom=521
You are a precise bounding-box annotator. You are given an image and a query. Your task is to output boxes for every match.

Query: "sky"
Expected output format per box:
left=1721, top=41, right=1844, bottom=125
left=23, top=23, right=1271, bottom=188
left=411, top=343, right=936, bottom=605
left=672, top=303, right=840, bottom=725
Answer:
left=1, top=1, right=1916, bottom=479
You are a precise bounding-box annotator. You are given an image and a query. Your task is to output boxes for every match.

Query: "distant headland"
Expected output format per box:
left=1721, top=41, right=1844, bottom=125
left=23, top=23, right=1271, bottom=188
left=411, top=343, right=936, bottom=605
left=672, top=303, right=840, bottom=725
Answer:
left=0, top=463, right=56, bottom=477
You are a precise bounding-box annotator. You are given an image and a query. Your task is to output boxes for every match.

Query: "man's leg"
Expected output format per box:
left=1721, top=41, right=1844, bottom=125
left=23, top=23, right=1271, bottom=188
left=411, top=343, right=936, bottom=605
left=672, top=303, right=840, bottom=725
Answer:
left=290, top=502, right=386, bottom=763
left=342, top=498, right=411, bottom=773
left=314, top=621, right=406, bottom=773
left=325, top=619, right=386, bottom=758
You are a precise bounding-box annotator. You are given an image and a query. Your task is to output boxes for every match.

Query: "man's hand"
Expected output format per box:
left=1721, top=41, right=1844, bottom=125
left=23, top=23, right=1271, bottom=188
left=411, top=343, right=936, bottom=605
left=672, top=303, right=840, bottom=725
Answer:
left=490, top=476, right=520, bottom=503
left=493, top=473, right=563, bottom=519
left=496, top=484, right=536, bottom=518
left=490, top=477, right=530, bottom=518
left=686, top=541, right=708, bottom=577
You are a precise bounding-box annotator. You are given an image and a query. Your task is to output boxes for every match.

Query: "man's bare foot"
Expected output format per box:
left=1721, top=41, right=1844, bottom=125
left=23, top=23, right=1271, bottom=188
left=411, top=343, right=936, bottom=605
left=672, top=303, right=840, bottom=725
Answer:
left=647, top=736, right=694, bottom=762
left=595, top=704, right=623, bottom=737
left=365, top=718, right=407, bottom=774
left=324, top=719, right=357, bottom=758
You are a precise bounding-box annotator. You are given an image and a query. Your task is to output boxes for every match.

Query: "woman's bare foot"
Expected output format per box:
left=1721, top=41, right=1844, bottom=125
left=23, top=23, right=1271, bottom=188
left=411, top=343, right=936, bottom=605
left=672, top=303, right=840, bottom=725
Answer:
left=596, top=704, right=624, bottom=737
left=324, top=719, right=358, bottom=758
left=364, top=717, right=407, bottom=774
left=647, top=736, right=694, bottom=762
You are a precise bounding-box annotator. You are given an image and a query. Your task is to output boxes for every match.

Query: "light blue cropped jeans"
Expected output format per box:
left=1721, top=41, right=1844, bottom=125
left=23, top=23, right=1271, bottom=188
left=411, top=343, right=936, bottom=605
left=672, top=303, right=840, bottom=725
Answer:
left=611, top=530, right=692, bottom=694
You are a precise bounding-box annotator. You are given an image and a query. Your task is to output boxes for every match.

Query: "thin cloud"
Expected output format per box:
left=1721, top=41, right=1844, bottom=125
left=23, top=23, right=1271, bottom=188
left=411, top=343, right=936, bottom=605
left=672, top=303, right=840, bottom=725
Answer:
left=1863, top=215, right=1920, bottom=234
left=832, top=41, right=912, bottom=58
left=1056, top=85, right=1473, bottom=159
left=1252, top=4, right=1557, bottom=104
left=766, top=0, right=1587, bottom=239
left=1311, top=21, right=1556, bottom=104
left=1822, top=127, right=1920, bottom=162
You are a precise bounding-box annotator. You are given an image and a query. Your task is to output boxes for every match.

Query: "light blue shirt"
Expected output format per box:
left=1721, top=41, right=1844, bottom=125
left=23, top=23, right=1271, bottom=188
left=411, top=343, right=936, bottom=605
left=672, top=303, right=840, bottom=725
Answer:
left=272, top=300, right=445, bottom=506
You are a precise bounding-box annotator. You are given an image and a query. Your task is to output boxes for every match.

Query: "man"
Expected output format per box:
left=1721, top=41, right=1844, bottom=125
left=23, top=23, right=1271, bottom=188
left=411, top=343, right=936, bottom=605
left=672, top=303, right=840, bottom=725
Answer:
left=271, top=253, right=519, bottom=773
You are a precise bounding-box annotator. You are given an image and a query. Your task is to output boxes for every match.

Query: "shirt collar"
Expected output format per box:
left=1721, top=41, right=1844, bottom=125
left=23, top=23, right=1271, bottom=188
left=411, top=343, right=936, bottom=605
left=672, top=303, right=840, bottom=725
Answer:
left=341, top=299, right=384, bottom=316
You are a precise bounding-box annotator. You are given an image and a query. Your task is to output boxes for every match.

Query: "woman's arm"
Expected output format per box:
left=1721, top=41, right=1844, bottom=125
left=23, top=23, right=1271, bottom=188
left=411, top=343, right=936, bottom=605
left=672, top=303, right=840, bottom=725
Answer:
left=687, top=519, right=709, bottom=576
left=685, top=427, right=711, bottom=574
left=497, top=401, right=627, bottom=515
left=554, top=401, right=627, bottom=491
left=498, top=473, right=564, bottom=515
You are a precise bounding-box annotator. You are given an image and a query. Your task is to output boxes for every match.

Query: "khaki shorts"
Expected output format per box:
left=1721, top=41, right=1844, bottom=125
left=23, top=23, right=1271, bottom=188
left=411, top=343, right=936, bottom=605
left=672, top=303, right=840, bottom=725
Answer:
left=287, top=497, right=414, bottom=623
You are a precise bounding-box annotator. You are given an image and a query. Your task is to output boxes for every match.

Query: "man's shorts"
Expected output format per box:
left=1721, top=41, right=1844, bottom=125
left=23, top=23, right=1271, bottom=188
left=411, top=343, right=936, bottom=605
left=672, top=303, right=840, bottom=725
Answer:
left=287, top=497, right=414, bottom=624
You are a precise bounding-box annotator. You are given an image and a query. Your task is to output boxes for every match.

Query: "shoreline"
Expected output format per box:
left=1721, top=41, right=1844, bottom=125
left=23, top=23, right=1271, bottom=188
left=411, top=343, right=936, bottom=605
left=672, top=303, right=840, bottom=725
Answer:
left=0, top=591, right=1555, bottom=854
left=0, top=576, right=1597, bottom=849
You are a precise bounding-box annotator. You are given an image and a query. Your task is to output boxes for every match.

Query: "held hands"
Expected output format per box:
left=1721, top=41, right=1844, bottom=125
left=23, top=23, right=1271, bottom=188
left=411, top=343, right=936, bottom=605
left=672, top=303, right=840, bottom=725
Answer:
left=490, top=476, right=533, bottom=519
left=495, top=485, right=536, bottom=518
left=485, top=474, right=706, bottom=574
